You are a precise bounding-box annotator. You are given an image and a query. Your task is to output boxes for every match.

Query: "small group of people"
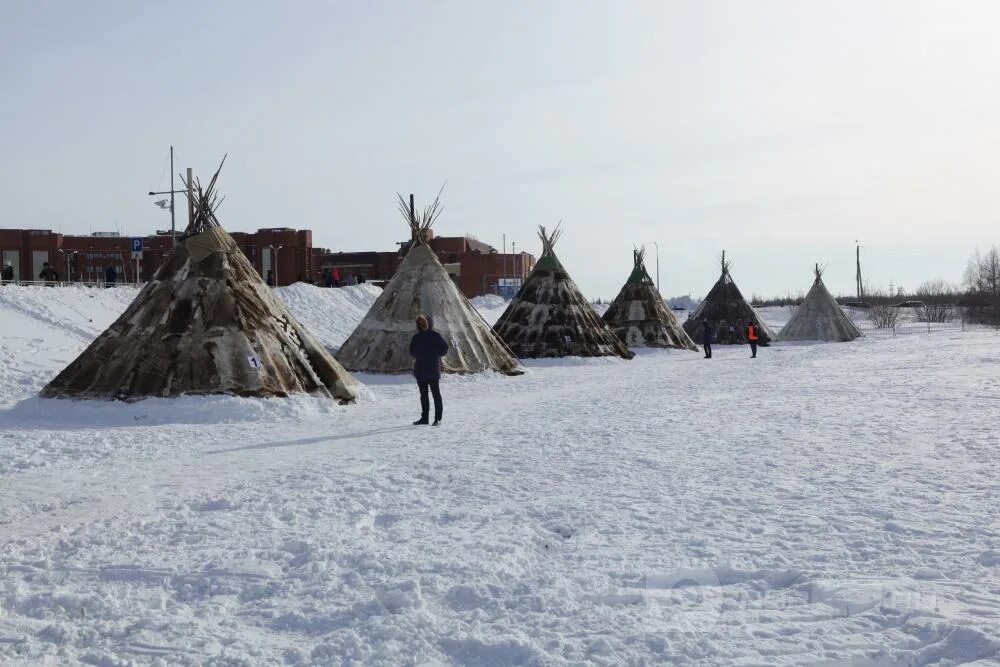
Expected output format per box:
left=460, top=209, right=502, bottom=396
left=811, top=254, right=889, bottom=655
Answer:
left=320, top=267, right=366, bottom=288
left=322, top=267, right=341, bottom=287
left=701, top=319, right=761, bottom=359
left=38, top=262, right=59, bottom=285
left=1, top=263, right=14, bottom=283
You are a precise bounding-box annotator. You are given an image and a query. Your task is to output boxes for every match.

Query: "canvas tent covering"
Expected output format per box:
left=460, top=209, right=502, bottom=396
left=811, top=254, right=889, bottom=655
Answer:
left=41, top=161, right=360, bottom=402
left=493, top=225, right=633, bottom=359
left=603, top=248, right=699, bottom=351
left=682, top=251, right=775, bottom=345
left=777, top=265, right=862, bottom=342
left=335, top=192, right=522, bottom=375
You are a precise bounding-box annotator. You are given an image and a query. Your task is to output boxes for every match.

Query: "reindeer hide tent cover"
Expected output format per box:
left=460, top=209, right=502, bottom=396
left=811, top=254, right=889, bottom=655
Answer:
left=777, top=265, right=862, bottom=342
left=682, top=252, right=775, bottom=345
left=335, top=193, right=522, bottom=375
left=603, top=248, right=699, bottom=351
left=493, top=225, right=634, bottom=359
left=41, top=161, right=359, bottom=401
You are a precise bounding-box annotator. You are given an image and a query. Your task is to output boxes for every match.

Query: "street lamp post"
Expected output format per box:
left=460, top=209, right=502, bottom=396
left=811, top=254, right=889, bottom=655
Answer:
left=58, top=249, right=78, bottom=283
left=269, top=245, right=284, bottom=286
left=147, top=146, right=181, bottom=246
left=502, top=233, right=506, bottom=296
left=511, top=241, right=517, bottom=293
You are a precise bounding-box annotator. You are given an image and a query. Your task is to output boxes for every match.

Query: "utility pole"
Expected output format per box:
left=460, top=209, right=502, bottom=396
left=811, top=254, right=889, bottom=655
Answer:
left=855, top=241, right=863, bottom=301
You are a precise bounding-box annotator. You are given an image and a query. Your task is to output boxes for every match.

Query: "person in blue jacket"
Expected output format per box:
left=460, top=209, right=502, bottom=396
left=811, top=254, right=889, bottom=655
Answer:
left=409, top=314, right=448, bottom=426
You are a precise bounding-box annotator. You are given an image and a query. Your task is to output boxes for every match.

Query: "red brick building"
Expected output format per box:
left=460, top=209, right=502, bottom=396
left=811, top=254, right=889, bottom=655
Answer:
left=0, top=226, right=534, bottom=297
left=0, top=227, right=315, bottom=285
left=321, top=231, right=535, bottom=298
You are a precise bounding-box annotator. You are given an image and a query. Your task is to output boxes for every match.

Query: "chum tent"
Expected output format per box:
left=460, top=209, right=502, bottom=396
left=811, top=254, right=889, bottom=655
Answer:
left=493, top=224, right=633, bottom=359
left=41, top=159, right=360, bottom=402
left=682, top=251, right=775, bottom=345
left=335, top=191, right=522, bottom=375
left=603, top=247, right=699, bottom=351
left=777, top=264, right=862, bottom=342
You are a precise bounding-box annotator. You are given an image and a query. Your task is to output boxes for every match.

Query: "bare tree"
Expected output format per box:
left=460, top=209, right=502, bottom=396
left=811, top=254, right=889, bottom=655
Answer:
left=964, top=246, right=1000, bottom=325
left=916, top=303, right=955, bottom=322
left=867, top=289, right=900, bottom=328
left=914, top=278, right=957, bottom=322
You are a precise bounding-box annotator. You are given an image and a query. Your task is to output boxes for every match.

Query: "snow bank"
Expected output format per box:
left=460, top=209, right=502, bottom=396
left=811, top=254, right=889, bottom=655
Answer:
left=468, top=294, right=508, bottom=326
left=274, top=282, right=381, bottom=349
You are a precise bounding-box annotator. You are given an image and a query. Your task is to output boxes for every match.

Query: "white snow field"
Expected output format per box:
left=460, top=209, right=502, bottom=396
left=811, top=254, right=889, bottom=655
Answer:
left=1, top=284, right=999, bottom=665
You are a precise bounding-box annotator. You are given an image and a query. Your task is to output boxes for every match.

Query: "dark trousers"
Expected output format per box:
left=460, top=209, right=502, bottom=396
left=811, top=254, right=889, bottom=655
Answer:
left=418, top=380, right=443, bottom=421
left=749, top=340, right=757, bottom=357
left=703, top=342, right=712, bottom=358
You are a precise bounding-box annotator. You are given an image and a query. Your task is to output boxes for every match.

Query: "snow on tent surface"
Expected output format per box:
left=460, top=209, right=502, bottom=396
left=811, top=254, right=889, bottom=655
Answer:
left=778, top=265, right=863, bottom=342
left=493, top=225, right=634, bottom=359
left=335, top=192, right=522, bottom=375
left=602, top=247, right=699, bottom=351
left=40, top=161, right=359, bottom=402
left=682, top=251, right=776, bottom=345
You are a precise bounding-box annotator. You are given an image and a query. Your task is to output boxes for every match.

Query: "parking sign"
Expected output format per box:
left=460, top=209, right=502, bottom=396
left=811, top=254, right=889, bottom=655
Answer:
left=131, top=237, right=142, bottom=259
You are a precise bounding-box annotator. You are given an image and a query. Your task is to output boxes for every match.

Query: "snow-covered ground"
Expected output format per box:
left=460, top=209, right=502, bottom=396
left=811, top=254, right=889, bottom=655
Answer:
left=1, top=284, right=999, bottom=665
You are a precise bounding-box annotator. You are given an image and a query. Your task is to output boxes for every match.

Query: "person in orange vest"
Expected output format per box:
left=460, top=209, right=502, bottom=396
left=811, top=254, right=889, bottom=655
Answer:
left=746, top=320, right=760, bottom=358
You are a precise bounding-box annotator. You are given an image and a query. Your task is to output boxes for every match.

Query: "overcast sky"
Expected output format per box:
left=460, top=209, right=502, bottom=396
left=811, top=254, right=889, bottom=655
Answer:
left=3, top=1, right=999, bottom=298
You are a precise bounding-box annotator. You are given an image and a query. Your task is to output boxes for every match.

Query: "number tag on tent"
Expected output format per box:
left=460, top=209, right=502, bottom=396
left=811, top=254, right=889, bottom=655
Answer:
left=247, top=355, right=261, bottom=370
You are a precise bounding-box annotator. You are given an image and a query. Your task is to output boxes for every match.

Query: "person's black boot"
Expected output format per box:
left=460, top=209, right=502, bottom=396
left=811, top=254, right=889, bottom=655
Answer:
left=432, top=419, right=441, bottom=427
left=413, top=418, right=429, bottom=425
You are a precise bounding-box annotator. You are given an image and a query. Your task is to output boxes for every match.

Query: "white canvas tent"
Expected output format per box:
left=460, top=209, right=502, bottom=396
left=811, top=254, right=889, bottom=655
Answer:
left=336, top=192, right=522, bottom=375
left=778, top=265, right=862, bottom=342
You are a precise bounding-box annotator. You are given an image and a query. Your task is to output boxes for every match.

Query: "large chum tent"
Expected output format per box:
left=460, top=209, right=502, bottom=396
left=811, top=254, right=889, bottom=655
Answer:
left=42, top=160, right=360, bottom=402
left=682, top=251, right=775, bottom=345
left=603, top=247, right=699, bottom=351
left=778, top=264, right=862, bottom=342
left=336, top=192, right=522, bottom=375
left=493, top=225, right=633, bottom=359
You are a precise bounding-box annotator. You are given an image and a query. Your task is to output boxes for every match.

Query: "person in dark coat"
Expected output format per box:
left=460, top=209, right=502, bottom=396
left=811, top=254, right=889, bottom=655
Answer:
left=104, top=265, right=117, bottom=285
left=266, top=270, right=275, bottom=287
left=1, top=263, right=14, bottom=284
left=409, top=314, right=448, bottom=426
left=702, top=320, right=712, bottom=359
left=38, top=262, right=58, bottom=285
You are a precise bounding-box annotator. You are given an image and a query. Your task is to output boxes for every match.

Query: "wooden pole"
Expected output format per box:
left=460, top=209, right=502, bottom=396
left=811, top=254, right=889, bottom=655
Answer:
left=856, top=242, right=862, bottom=301
left=187, top=167, right=194, bottom=228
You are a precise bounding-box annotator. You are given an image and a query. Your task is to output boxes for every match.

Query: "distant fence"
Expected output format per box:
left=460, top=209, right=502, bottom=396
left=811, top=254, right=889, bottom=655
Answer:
left=0, top=280, right=137, bottom=288
left=855, top=320, right=972, bottom=337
